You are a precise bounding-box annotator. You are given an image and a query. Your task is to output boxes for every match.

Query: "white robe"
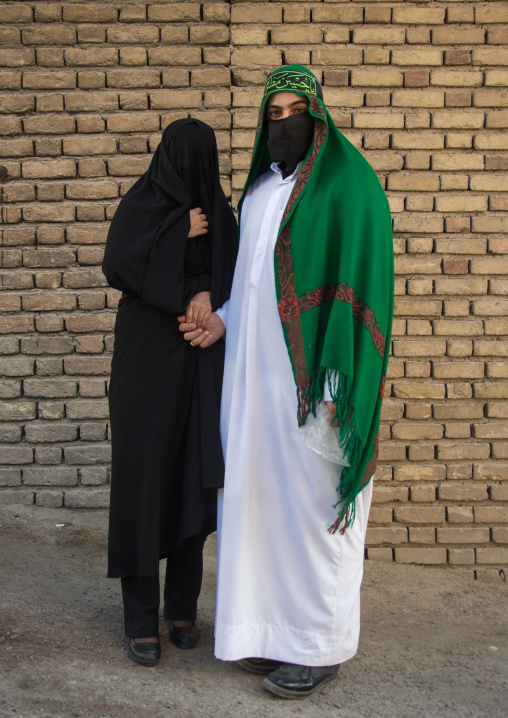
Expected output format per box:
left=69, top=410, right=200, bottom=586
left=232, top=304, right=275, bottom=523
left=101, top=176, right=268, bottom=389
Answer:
left=215, top=163, right=373, bottom=667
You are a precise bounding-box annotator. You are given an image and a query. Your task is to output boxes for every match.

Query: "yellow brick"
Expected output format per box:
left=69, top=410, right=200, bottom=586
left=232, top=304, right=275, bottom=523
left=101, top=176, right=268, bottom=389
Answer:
left=434, top=320, right=483, bottom=337
left=353, top=113, right=404, bottom=129
left=271, top=25, right=323, bottom=44
left=445, top=133, right=473, bottom=150
left=232, top=88, right=263, bottom=108
left=394, top=506, right=445, bottom=524
left=147, top=4, right=200, bottom=22
left=474, top=89, right=508, bottom=108
left=392, top=132, right=443, bottom=150
left=283, top=6, right=310, bottom=23
left=392, top=423, right=443, bottom=440
left=394, top=214, right=443, bottom=233
left=149, top=90, right=202, bottom=110
left=435, top=196, right=488, bottom=213
left=432, top=27, right=485, bottom=45
left=471, top=258, right=508, bottom=276
left=393, top=341, right=446, bottom=357
left=353, top=27, right=405, bottom=45
left=191, top=67, right=230, bottom=87
left=388, top=173, right=439, bottom=191
left=323, top=28, right=350, bottom=44
left=393, top=90, right=444, bottom=108
left=475, top=548, right=508, bottom=565
left=231, top=47, right=282, bottom=66
left=189, top=25, right=229, bottom=46
left=430, top=70, right=483, bottom=88
left=312, top=6, right=363, bottom=23
left=475, top=506, right=508, bottom=523
left=323, top=88, right=364, bottom=108
left=435, top=238, right=486, bottom=254
left=203, top=2, right=230, bottom=24
left=434, top=362, right=484, bottom=380
left=438, top=442, right=490, bottom=460
left=148, top=47, right=201, bottom=66
left=231, top=5, right=282, bottom=24
left=230, top=26, right=269, bottom=45
left=394, top=257, right=441, bottom=274
left=393, top=382, right=445, bottom=399
left=487, top=363, right=508, bottom=378
left=396, top=7, right=446, bottom=23
left=391, top=49, right=442, bottom=67
left=364, top=152, right=404, bottom=171
left=432, top=153, right=484, bottom=171
left=473, top=217, right=508, bottom=234
left=447, top=507, right=474, bottom=525
left=475, top=6, right=508, bottom=24
left=473, top=49, right=508, bottom=66
left=366, top=527, right=408, bottom=545
left=474, top=135, right=508, bottom=151
left=351, top=69, right=403, bottom=87
left=474, top=422, right=508, bottom=440
left=373, top=486, right=409, bottom=504
left=437, top=527, right=490, bottom=544
left=312, top=48, right=363, bottom=66
left=395, top=548, right=447, bottom=565
left=377, top=444, right=406, bottom=462
left=485, top=71, right=508, bottom=88
left=486, top=112, right=508, bottom=129
left=410, top=486, right=437, bottom=503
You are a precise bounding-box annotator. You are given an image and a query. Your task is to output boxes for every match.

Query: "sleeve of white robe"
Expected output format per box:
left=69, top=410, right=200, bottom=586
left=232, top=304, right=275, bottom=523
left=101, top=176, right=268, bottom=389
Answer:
left=214, top=299, right=229, bottom=331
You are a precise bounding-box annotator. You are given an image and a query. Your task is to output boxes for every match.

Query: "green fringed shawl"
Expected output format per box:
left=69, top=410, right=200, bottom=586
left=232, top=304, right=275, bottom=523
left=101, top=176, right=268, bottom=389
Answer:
left=238, top=66, right=394, bottom=532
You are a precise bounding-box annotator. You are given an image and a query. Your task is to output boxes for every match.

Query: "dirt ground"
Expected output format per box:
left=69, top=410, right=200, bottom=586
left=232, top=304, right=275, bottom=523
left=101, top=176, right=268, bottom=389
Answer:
left=0, top=505, right=506, bottom=718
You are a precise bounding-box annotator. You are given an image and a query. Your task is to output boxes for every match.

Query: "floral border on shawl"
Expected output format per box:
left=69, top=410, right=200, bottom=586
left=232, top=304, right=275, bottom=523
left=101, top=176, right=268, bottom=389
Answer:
left=278, top=283, right=386, bottom=360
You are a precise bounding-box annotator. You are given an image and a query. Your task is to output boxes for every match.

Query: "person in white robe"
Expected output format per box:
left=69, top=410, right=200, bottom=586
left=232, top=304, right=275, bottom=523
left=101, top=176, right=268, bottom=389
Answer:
left=179, top=65, right=394, bottom=700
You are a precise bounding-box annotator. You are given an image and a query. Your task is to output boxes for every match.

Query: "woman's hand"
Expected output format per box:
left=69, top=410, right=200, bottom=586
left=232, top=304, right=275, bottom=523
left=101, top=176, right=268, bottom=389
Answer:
left=178, top=312, right=226, bottom=349
left=188, top=207, right=208, bottom=238
left=184, top=291, right=211, bottom=328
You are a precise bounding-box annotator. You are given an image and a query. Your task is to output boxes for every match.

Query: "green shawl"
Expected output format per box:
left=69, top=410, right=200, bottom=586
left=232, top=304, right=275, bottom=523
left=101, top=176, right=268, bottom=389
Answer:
left=238, top=66, right=394, bottom=532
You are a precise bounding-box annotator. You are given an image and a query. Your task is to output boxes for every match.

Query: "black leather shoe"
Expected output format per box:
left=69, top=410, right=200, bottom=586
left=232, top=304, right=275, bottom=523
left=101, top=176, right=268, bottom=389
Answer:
left=127, top=637, right=161, bottom=667
left=169, top=621, right=198, bottom=650
left=262, top=662, right=340, bottom=699
left=237, top=658, right=281, bottom=675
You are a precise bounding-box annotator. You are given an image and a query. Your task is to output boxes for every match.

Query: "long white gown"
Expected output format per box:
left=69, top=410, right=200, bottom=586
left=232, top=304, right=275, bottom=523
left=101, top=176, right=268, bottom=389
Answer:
left=214, top=163, right=373, bottom=667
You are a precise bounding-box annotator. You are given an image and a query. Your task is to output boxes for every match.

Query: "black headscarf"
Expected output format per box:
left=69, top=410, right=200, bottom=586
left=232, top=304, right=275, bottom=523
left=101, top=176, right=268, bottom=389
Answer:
left=102, top=118, right=238, bottom=314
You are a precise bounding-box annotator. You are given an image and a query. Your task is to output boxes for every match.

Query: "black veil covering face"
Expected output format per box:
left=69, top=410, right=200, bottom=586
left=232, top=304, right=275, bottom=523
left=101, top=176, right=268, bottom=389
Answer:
left=266, top=108, right=315, bottom=178
left=104, top=120, right=238, bottom=578
left=102, top=118, right=237, bottom=314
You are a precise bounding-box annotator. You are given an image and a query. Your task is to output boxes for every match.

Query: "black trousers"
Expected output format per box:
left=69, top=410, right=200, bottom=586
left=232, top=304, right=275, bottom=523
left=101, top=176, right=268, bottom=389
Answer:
left=121, top=532, right=206, bottom=637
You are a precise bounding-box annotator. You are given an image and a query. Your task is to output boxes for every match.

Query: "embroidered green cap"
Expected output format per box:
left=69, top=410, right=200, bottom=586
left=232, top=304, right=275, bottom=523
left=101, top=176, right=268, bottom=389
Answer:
left=263, top=65, right=324, bottom=100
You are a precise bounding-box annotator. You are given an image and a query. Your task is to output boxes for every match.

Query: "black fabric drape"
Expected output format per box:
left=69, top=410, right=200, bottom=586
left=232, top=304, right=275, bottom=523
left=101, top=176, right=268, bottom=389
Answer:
left=104, top=120, right=237, bottom=578
left=102, top=118, right=237, bottom=314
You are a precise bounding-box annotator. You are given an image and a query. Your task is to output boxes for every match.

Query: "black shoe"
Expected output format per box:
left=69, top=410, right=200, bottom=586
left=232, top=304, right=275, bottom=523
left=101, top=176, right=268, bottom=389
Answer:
left=262, top=662, right=340, bottom=700
left=169, top=621, right=198, bottom=650
left=237, top=658, right=281, bottom=675
left=127, top=637, right=161, bottom=667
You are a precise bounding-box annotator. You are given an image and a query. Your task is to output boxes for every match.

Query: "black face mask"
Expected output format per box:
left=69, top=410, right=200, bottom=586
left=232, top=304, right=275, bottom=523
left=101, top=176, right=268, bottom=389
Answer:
left=267, top=112, right=315, bottom=179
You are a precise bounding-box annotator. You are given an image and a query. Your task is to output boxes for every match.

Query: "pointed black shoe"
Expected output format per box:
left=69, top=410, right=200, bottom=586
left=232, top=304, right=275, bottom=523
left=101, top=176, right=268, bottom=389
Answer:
left=262, top=662, right=340, bottom=700
left=127, top=638, right=161, bottom=667
left=169, top=621, right=198, bottom=650
left=237, top=658, right=281, bottom=675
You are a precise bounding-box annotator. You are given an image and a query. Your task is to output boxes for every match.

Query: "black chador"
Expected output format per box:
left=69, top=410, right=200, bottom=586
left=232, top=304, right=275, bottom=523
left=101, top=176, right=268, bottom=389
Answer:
left=102, top=119, right=237, bottom=618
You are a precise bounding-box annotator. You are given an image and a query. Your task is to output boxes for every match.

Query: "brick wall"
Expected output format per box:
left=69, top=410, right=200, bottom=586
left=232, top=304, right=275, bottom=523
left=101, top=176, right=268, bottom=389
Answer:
left=0, top=0, right=507, bottom=578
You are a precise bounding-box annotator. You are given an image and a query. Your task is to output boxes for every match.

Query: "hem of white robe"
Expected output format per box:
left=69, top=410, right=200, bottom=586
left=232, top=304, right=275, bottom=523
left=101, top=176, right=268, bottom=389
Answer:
left=214, top=599, right=361, bottom=667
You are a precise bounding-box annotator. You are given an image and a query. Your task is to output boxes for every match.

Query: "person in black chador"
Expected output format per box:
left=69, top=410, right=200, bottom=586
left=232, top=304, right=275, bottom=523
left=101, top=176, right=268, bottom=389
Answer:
left=102, top=119, right=237, bottom=667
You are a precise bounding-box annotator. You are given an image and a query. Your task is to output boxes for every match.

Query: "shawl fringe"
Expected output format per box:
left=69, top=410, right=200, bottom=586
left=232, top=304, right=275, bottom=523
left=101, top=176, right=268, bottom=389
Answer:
left=298, top=368, right=365, bottom=533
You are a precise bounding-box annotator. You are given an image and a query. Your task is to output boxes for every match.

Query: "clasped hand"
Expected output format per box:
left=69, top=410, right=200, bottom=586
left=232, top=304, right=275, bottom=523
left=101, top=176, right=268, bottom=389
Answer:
left=178, top=311, right=225, bottom=350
